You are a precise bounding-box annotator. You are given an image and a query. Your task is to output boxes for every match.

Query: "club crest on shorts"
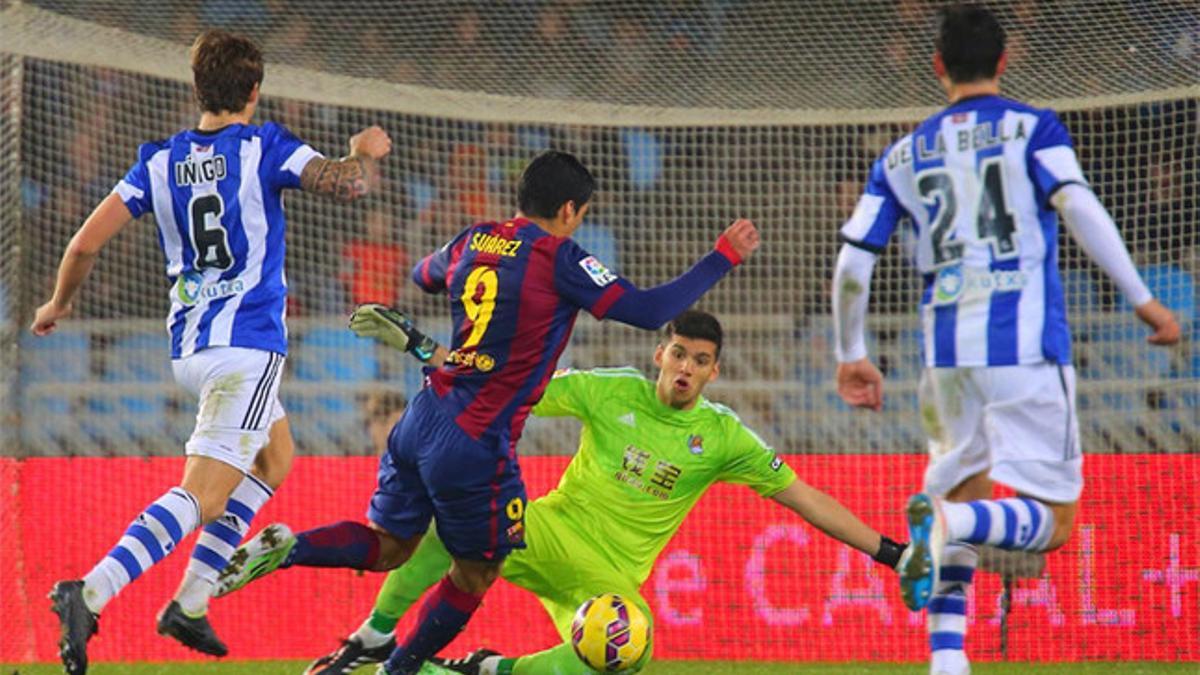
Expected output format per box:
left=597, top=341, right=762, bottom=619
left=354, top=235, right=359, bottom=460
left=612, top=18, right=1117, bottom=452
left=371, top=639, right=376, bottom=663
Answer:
left=687, top=434, right=704, bottom=455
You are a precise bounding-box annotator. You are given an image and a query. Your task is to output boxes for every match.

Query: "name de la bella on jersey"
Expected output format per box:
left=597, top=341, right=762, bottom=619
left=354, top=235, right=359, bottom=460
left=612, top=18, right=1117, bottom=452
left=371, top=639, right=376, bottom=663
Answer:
left=886, top=116, right=1028, bottom=169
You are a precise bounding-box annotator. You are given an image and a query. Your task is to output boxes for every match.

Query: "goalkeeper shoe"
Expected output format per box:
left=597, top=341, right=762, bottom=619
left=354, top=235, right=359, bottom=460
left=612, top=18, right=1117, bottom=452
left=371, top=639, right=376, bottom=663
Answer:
left=50, top=580, right=98, bottom=675
left=899, top=493, right=946, bottom=611
left=305, top=635, right=397, bottom=674
left=213, top=523, right=295, bottom=597
left=156, top=600, right=228, bottom=656
left=430, top=648, right=502, bottom=675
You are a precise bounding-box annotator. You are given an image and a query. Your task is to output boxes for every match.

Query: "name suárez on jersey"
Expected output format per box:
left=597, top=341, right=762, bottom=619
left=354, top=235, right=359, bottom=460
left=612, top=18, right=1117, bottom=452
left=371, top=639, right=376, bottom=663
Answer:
left=469, top=232, right=523, bottom=257
left=888, top=119, right=1028, bottom=169
left=175, top=155, right=227, bottom=186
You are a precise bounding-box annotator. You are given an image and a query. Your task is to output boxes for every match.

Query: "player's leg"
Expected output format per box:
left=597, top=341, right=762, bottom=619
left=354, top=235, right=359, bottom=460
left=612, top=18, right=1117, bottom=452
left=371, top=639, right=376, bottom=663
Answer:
left=913, top=364, right=1081, bottom=556
left=163, top=408, right=293, bottom=655
left=900, top=366, right=990, bottom=675
left=380, top=411, right=528, bottom=675
left=214, top=402, right=438, bottom=597
left=307, top=530, right=453, bottom=675
left=52, top=347, right=280, bottom=672
left=923, top=470, right=989, bottom=675
left=906, top=364, right=1083, bottom=675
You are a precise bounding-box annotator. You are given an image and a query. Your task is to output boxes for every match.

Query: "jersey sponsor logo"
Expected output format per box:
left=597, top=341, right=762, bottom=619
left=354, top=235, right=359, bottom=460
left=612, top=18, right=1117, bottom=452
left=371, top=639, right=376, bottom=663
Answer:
left=618, top=412, right=636, bottom=427
left=932, top=265, right=1028, bottom=306
left=174, top=270, right=244, bottom=306
left=469, top=232, right=523, bottom=257
left=445, top=349, right=496, bottom=372
left=174, top=154, right=227, bottom=186
left=617, top=445, right=683, bottom=500
left=579, top=256, right=617, bottom=287
left=687, top=434, right=704, bottom=455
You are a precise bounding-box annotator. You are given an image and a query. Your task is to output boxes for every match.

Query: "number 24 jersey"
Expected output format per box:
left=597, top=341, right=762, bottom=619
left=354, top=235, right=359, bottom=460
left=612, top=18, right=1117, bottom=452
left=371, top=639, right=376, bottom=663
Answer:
left=841, top=94, right=1087, bottom=368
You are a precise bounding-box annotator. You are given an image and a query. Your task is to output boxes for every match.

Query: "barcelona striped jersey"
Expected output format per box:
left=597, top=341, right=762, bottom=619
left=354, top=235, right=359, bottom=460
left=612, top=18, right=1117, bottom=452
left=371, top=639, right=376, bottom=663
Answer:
left=412, top=217, right=631, bottom=444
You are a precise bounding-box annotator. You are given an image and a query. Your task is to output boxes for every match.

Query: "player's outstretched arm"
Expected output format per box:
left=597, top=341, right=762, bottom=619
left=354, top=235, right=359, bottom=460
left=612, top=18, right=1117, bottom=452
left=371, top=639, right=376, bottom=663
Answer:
left=601, top=219, right=759, bottom=330
left=1053, top=183, right=1180, bottom=346
left=31, top=193, right=133, bottom=336
left=348, top=303, right=448, bottom=366
left=300, top=125, right=392, bottom=202
left=771, top=478, right=905, bottom=570
left=832, top=243, right=884, bottom=411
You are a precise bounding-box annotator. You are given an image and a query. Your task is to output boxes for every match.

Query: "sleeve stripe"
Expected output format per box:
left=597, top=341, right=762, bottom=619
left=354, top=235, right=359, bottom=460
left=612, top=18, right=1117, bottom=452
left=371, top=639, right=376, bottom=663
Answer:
left=1044, top=179, right=1088, bottom=207
left=838, top=233, right=887, bottom=254
left=590, top=283, right=626, bottom=319
left=281, top=145, right=322, bottom=176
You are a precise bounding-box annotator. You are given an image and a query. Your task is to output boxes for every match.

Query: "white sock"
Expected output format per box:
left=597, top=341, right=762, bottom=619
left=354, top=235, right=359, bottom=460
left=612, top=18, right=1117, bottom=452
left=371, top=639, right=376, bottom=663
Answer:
left=82, top=487, right=201, bottom=614
left=478, top=656, right=502, bottom=675
left=942, top=498, right=1055, bottom=551
left=352, top=619, right=394, bottom=649
left=175, top=474, right=272, bottom=615
left=928, top=543, right=976, bottom=675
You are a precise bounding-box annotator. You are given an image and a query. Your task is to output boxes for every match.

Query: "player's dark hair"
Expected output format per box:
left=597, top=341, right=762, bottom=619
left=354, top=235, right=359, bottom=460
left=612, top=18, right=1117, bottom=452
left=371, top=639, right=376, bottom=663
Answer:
left=936, top=4, right=1005, bottom=83
left=517, top=150, right=596, bottom=220
left=663, top=310, right=723, bottom=360
left=190, top=29, right=264, bottom=114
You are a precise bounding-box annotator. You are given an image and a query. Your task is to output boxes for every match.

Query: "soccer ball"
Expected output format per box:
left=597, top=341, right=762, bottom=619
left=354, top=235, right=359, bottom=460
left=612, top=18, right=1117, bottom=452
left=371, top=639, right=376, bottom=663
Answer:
left=570, top=593, right=650, bottom=672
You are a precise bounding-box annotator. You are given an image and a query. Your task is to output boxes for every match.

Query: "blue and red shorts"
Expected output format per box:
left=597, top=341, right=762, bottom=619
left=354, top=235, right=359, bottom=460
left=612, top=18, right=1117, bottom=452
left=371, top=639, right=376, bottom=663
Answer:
left=368, top=387, right=527, bottom=561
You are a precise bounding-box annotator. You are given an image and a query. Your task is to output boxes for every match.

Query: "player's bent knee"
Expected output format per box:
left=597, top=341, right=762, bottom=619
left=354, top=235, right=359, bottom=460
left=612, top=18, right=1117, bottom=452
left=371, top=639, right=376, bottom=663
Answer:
left=370, top=529, right=421, bottom=571
left=252, top=419, right=295, bottom=490
left=449, top=558, right=502, bottom=594
left=1042, top=501, right=1078, bottom=551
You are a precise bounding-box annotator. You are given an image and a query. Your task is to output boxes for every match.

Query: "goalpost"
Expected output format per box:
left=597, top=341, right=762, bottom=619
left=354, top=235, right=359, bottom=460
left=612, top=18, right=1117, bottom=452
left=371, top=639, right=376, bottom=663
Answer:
left=0, top=0, right=1195, bottom=664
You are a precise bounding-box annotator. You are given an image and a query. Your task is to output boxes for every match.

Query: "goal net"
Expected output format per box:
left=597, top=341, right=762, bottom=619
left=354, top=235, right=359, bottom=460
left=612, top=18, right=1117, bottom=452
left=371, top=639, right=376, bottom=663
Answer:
left=1, top=0, right=1195, bottom=666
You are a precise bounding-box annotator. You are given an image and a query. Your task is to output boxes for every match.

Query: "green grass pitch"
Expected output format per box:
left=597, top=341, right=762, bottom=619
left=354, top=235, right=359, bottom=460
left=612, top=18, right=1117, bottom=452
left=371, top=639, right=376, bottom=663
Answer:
left=2, top=662, right=1195, bottom=674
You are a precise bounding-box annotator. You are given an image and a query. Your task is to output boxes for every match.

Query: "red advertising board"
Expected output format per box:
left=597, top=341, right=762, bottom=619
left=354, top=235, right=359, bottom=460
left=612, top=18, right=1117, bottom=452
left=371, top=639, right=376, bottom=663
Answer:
left=1, top=454, right=1196, bottom=663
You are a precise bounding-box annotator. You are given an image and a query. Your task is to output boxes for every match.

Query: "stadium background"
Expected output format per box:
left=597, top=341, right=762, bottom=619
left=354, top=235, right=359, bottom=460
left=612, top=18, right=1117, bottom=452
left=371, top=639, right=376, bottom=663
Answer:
left=0, top=0, right=1196, bottom=668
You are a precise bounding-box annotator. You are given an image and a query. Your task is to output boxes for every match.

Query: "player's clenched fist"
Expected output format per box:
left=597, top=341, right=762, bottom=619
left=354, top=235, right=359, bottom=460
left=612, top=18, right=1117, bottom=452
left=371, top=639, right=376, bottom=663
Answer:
left=31, top=300, right=72, bottom=336
left=716, top=218, right=760, bottom=264
left=349, top=125, right=392, bottom=160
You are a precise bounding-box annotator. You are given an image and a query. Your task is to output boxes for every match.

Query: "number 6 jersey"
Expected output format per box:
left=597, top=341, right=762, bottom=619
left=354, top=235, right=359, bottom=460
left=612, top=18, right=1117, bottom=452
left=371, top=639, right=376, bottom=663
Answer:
left=840, top=94, right=1086, bottom=368
left=113, top=122, right=321, bottom=358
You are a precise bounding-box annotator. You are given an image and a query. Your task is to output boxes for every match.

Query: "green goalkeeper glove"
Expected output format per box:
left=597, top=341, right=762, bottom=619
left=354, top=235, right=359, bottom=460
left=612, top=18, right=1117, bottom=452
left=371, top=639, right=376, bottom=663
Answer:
left=349, top=303, right=438, bottom=363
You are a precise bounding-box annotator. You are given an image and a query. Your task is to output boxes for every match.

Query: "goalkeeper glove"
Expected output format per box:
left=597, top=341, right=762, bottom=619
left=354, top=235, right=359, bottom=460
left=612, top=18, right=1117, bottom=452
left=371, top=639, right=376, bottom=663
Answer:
left=349, top=303, right=438, bottom=363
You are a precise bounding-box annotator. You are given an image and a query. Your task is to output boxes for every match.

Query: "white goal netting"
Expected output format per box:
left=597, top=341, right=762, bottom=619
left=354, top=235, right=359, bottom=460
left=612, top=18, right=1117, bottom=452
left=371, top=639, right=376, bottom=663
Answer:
left=0, top=0, right=1196, bottom=666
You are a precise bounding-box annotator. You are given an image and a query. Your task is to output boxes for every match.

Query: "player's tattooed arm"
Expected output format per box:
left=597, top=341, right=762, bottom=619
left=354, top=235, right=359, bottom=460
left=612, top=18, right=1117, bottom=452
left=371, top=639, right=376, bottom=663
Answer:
left=301, top=125, right=392, bottom=202
left=300, top=155, right=375, bottom=202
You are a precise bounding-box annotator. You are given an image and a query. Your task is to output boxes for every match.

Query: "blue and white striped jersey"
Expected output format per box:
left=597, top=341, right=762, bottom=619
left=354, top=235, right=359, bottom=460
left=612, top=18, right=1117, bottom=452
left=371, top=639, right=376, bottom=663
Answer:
left=840, top=95, right=1086, bottom=367
left=113, top=122, right=321, bottom=358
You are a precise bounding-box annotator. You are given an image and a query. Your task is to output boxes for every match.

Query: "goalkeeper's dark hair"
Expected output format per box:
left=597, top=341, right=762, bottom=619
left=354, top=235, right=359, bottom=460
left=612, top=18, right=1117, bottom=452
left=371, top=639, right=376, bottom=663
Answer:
left=936, top=4, right=1005, bottom=83
left=518, top=150, right=596, bottom=220
left=191, top=29, right=263, bottom=114
left=662, top=310, right=723, bottom=360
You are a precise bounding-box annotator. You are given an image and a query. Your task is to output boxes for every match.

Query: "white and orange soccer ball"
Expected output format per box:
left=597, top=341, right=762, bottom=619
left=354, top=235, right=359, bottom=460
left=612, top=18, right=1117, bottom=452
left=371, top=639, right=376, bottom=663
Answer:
left=570, top=593, right=650, bottom=672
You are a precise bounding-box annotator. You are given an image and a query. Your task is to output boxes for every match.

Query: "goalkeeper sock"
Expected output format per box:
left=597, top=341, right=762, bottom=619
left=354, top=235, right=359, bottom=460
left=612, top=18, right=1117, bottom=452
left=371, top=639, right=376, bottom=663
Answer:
left=385, top=576, right=484, bottom=674
left=511, top=643, right=595, bottom=675
left=942, top=497, right=1055, bottom=551
left=352, top=619, right=394, bottom=649
left=82, top=487, right=202, bottom=614
left=928, top=542, right=976, bottom=675
left=176, top=474, right=272, bottom=615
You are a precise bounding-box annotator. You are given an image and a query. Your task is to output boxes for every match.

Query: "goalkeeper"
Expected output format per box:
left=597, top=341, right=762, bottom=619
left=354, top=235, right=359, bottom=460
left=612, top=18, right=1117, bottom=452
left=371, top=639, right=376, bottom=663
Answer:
left=301, top=305, right=907, bottom=675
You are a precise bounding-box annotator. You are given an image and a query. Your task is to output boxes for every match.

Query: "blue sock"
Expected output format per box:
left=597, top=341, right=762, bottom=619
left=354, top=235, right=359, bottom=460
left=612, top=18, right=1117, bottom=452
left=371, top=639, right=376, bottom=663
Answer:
left=928, top=543, right=976, bottom=674
left=285, top=521, right=381, bottom=569
left=385, top=576, right=483, bottom=674
left=943, top=497, right=1055, bottom=551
